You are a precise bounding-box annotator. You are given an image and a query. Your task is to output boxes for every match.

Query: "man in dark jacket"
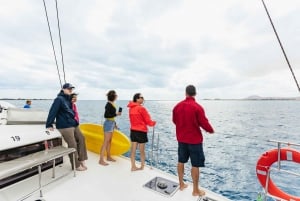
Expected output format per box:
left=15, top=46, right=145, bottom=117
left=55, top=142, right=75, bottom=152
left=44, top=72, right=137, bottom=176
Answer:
left=46, top=83, right=88, bottom=171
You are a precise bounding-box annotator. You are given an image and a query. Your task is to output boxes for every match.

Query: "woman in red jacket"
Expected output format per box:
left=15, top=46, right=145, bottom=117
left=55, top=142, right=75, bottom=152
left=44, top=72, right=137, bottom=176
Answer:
left=127, top=93, right=156, bottom=171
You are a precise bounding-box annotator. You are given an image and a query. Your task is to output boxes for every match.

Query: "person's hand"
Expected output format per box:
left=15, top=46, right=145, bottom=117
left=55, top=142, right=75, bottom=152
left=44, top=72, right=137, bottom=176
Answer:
left=47, top=127, right=54, bottom=131
left=117, top=112, right=122, bottom=116
left=152, top=121, right=156, bottom=126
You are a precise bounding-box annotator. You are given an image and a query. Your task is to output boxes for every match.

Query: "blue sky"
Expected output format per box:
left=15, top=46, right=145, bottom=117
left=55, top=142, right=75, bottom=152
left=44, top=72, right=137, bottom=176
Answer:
left=0, top=0, right=300, bottom=100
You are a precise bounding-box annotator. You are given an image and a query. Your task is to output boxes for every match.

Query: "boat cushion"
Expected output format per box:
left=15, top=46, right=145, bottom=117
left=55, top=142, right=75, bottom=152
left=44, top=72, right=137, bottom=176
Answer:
left=6, top=107, right=48, bottom=125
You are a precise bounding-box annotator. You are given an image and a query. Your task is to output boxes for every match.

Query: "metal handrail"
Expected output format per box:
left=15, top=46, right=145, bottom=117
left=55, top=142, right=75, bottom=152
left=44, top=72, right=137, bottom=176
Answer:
left=269, top=167, right=300, bottom=178
left=150, top=126, right=160, bottom=169
left=269, top=139, right=300, bottom=170
left=269, top=139, right=300, bottom=147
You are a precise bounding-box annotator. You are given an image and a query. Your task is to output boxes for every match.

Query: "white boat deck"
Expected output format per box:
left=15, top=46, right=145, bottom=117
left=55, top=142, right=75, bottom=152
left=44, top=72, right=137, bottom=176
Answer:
left=0, top=151, right=231, bottom=201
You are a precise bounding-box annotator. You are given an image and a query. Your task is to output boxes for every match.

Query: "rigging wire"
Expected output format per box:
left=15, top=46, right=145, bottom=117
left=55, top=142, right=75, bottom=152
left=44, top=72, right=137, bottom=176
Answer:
left=261, top=0, right=300, bottom=93
left=54, top=0, right=66, bottom=83
left=43, top=0, right=66, bottom=87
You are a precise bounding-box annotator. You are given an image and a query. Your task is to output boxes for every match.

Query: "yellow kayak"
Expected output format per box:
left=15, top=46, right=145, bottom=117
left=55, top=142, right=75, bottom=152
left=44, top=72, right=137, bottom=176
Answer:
left=79, top=123, right=131, bottom=155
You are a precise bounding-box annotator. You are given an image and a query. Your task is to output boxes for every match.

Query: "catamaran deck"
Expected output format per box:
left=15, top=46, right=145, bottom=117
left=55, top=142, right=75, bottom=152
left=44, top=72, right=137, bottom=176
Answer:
left=0, top=151, right=231, bottom=201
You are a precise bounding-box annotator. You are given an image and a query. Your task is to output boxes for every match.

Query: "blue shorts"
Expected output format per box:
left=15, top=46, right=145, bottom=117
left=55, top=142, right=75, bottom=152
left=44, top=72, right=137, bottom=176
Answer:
left=178, top=142, right=205, bottom=167
left=103, top=120, right=115, bottom=133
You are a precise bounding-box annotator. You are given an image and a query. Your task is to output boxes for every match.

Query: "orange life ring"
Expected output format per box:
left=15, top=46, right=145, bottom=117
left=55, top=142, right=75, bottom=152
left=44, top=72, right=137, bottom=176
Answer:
left=256, top=147, right=300, bottom=201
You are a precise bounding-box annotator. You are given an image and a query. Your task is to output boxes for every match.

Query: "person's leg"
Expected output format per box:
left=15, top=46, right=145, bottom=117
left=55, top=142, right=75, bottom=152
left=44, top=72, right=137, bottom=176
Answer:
left=99, top=132, right=112, bottom=165
left=190, top=143, right=205, bottom=196
left=59, top=127, right=82, bottom=170
left=106, top=132, right=116, bottom=162
left=130, top=142, right=138, bottom=171
left=74, top=126, right=88, bottom=168
left=177, top=162, right=188, bottom=190
left=191, top=167, right=205, bottom=196
left=177, top=142, right=188, bottom=190
left=138, top=143, right=145, bottom=170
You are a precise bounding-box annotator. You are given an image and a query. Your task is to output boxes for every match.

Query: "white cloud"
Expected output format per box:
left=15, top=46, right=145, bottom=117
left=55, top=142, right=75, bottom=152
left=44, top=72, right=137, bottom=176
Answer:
left=0, top=0, right=300, bottom=100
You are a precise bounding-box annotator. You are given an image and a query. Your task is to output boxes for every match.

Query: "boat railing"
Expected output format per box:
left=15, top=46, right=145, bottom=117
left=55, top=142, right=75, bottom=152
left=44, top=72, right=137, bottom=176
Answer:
left=148, top=129, right=178, bottom=171
left=149, top=127, right=160, bottom=169
left=268, top=139, right=300, bottom=170
left=259, top=140, right=300, bottom=201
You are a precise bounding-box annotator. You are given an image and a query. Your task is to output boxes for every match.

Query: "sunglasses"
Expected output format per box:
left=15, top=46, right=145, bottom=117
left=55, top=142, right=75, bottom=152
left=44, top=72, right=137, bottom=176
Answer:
left=139, top=96, right=144, bottom=99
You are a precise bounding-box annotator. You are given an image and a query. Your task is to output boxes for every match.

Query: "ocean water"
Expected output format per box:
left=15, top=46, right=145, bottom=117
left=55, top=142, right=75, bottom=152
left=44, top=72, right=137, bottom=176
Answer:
left=6, top=99, right=300, bottom=201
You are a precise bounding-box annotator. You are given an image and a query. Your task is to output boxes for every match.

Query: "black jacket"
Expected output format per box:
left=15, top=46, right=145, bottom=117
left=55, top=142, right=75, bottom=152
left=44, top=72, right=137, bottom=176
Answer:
left=104, top=102, right=117, bottom=118
left=46, top=91, right=78, bottom=129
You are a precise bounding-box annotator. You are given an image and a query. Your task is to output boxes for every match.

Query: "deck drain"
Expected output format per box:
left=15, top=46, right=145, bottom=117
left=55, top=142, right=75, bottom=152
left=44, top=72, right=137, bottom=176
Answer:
left=143, top=176, right=179, bottom=197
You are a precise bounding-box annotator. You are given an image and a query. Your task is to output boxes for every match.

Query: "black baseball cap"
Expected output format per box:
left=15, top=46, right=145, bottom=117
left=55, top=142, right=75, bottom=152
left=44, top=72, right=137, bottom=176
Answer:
left=62, top=83, right=75, bottom=89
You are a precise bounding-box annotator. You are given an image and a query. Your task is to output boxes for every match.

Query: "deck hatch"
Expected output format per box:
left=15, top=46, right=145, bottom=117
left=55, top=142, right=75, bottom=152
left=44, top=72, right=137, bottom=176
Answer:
left=143, top=176, right=179, bottom=197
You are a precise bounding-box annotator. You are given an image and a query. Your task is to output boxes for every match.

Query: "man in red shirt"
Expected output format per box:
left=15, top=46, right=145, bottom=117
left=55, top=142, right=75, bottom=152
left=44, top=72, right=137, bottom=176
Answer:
left=172, top=85, right=214, bottom=197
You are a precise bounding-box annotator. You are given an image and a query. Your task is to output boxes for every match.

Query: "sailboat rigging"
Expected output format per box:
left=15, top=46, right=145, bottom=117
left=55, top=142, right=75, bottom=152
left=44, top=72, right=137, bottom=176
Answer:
left=261, top=0, right=300, bottom=93
left=42, top=0, right=67, bottom=88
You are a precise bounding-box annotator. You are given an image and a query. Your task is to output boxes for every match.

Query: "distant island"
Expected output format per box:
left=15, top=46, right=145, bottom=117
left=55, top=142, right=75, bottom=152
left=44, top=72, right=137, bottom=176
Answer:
left=203, top=95, right=300, bottom=101
left=243, top=95, right=300, bottom=100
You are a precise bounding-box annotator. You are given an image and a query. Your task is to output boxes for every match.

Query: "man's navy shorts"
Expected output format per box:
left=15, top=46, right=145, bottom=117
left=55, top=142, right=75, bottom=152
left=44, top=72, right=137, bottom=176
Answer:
left=178, top=142, right=205, bottom=167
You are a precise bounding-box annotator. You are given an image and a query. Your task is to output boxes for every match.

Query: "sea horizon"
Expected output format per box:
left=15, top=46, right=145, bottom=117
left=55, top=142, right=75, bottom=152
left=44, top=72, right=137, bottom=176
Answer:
left=1, top=95, right=300, bottom=101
